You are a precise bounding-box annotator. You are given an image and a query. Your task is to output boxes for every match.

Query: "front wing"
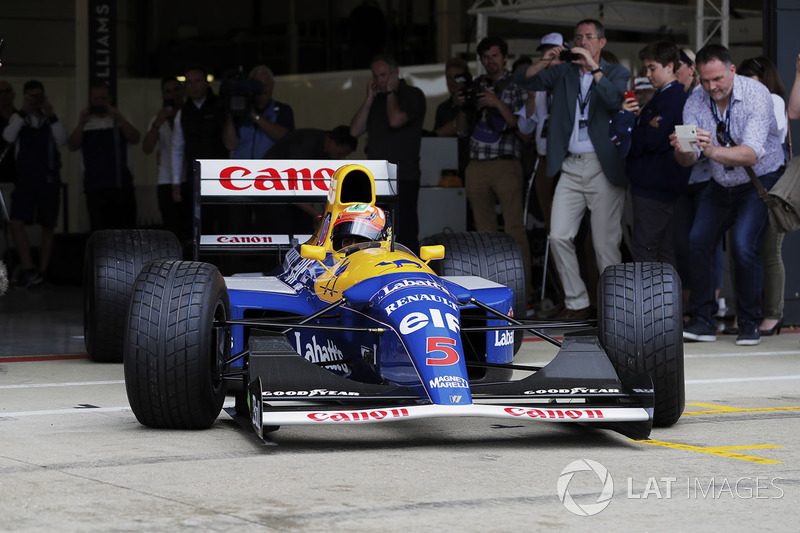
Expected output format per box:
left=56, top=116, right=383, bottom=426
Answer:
left=244, top=333, right=656, bottom=441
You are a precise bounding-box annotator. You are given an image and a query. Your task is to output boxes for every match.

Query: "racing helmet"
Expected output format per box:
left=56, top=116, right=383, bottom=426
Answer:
left=331, top=204, right=391, bottom=250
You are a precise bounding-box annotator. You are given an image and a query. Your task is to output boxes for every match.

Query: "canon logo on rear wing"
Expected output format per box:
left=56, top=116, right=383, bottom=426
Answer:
left=217, top=166, right=332, bottom=192
left=196, top=159, right=398, bottom=197
left=200, top=235, right=302, bottom=245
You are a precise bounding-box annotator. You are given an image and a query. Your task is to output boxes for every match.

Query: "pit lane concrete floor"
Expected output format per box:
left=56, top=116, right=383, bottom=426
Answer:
left=1, top=284, right=799, bottom=532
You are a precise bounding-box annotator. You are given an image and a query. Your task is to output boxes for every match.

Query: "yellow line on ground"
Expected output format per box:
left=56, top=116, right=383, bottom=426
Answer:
left=633, top=439, right=783, bottom=464
left=704, top=445, right=782, bottom=451
left=686, top=402, right=740, bottom=411
left=683, top=403, right=800, bottom=415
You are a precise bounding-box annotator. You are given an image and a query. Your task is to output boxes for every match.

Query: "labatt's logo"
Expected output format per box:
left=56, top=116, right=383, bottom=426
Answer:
left=219, top=166, right=332, bottom=191
left=494, top=330, right=514, bottom=347
left=378, top=278, right=450, bottom=301
left=293, top=332, right=348, bottom=372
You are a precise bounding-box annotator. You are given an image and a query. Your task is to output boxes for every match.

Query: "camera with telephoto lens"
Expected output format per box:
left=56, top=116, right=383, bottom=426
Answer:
left=454, top=71, right=481, bottom=110
left=559, top=50, right=582, bottom=62
left=220, top=77, right=264, bottom=118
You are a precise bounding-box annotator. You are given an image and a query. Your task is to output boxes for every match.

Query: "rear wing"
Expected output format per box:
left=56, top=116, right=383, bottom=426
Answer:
left=193, top=159, right=397, bottom=259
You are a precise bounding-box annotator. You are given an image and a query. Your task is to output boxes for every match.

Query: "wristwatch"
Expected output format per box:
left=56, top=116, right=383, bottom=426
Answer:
left=591, top=67, right=603, bottom=74
left=253, top=114, right=261, bottom=122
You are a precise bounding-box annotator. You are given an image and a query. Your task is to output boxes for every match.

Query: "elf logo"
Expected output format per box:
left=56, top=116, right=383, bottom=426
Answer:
left=399, top=308, right=460, bottom=335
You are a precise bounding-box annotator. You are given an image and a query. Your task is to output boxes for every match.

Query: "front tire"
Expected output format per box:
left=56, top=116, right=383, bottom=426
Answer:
left=124, top=260, right=229, bottom=429
left=422, top=231, right=526, bottom=354
left=598, top=262, right=684, bottom=427
left=83, top=229, right=181, bottom=362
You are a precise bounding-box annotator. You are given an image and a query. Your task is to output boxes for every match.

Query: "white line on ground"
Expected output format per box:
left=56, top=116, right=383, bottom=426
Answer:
left=1, top=407, right=132, bottom=417
left=685, top=351, right=800, bottom=358
left=0, top=380, right=125, bottom=389
left=0, top=401, right=237, bottom=418
left=686, top=374, right=800, bottom=384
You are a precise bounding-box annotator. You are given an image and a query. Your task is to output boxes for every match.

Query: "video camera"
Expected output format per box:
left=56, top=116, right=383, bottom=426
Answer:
left=220, top=77, right=264, bottom=118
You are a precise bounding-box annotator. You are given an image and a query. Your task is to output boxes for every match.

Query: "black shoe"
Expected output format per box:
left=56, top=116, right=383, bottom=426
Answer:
left=760, top=317, right=783, bottom=336
left=721, top=325, right=739, bottom=335
left=14, top=268, right=37, bottom=288
left=735, top=322, right=761, bottom=346
left=683, top=318, right=717, bottom=342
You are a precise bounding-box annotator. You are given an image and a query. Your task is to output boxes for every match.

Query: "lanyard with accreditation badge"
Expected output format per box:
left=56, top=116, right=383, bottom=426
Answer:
left=576, top=75, right=593, bottom=141
left=710, top=90, right=735, bottom=171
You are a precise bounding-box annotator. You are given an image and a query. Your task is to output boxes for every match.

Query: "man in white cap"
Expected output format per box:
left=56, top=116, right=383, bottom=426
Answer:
left=515, top=32, right=565, bottom=236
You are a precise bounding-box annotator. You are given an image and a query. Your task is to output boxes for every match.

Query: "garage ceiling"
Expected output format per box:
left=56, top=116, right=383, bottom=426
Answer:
left=467, top=0, right=761, bottom=48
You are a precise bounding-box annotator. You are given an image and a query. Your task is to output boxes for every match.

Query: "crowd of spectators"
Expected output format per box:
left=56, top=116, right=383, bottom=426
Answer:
left=0, top=62, right=357, bottom=287
left=430, top=19, right=794, bottom=346
left=0, top=20, right=796, bottom=347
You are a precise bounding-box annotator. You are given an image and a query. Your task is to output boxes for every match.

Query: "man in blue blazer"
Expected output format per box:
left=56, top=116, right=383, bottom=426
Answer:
left=514, top=19, right=629, bottom=320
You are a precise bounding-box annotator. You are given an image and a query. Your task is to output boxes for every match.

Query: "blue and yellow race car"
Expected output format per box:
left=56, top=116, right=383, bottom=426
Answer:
left=83, top=160, right=684, bottom=442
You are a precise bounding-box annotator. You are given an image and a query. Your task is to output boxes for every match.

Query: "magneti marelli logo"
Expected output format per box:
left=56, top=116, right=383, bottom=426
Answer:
left=557, top=459, right=614, bottom=516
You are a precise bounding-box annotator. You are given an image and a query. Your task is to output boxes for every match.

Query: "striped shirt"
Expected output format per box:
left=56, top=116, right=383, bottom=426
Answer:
left=468, top=70, right=526, bottom=160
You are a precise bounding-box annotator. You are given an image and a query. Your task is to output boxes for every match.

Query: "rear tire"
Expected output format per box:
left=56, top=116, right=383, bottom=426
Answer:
left=598, top=262, right=684, bottom=427
left=124, top=260, right=229, bottom=429
left=83, top=229, right=181, bottom=362
left=422, top=231, right=525, bottom=354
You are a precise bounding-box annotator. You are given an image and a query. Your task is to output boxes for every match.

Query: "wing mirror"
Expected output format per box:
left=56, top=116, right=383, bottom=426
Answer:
left=300, top=244, right=333, bottom=274
left=419, top=245, right=444, bottom=264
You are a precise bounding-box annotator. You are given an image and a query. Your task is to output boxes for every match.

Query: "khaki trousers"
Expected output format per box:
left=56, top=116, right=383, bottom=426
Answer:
left=550, top=152, right=625, bottom=310
left=466, top=157, right=532, bottom=299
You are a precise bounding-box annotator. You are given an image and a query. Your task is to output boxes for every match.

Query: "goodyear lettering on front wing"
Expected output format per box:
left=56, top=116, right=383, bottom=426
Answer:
left=380, top=292, right=471, bottom=406
left=524, top=387, right=621, bottom=395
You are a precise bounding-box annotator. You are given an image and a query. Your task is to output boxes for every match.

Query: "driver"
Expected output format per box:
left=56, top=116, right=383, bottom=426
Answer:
left=331, top=204, right=392, bottom=250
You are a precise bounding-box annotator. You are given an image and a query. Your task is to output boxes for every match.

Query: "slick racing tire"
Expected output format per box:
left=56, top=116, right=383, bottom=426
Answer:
left=124, top=260, right=230, bottom=429
left=422, top=231, right=526, bottom=354
left=598, top=262, right=685, bottom=427
left=83, top=229, right=182, bottom=363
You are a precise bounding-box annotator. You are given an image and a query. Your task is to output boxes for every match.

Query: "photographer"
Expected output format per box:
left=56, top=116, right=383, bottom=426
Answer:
left=222, top=65, right=294, bottom=159
left=142, top=76, right=187, bottom=239
left=431, top=57, right=471, bottom=179
left=68, top=79, right=140, bottom=232
left=455, top=36, right=532, bottom=303
left=672, top=45, right=784, bottom=346
left=2, top=80, right=66, bottom=287
left=514, top=19, right=630, bottom=320
left=515, top=33, right=565, bottom=236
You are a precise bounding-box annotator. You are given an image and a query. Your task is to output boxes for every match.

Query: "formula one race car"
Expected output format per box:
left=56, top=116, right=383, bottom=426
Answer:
left=83, top=159, right=684, bottom=442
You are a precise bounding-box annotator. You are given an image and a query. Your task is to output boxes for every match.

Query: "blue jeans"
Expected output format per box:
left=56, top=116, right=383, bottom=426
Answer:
left=688, top=170, right=781, bottom=327
left=673, top=181, right=723, bottom=292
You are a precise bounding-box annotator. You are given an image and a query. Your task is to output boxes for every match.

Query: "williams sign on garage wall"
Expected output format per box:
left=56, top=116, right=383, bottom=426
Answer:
left=88, top=0, right=117, bottom=104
